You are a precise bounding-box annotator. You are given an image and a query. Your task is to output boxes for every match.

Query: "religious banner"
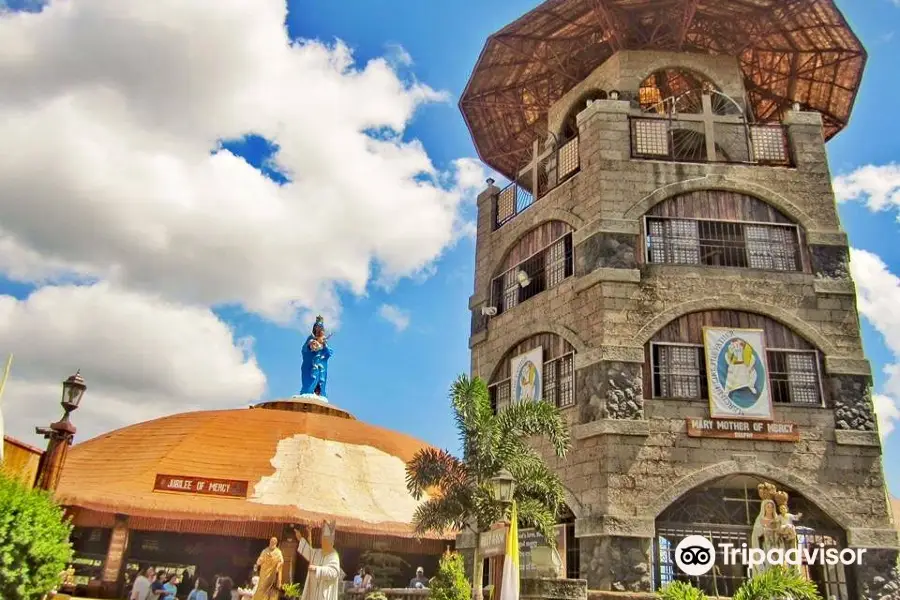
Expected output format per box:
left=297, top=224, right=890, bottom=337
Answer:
left=686, top=418, right=800, bottom=442
left=518, top=524, right=566, bottom=577
left=703, top=327, right=773, bottom=420
left=153, top=474, right=248, bottom=498
left=480, top=524, right=508, bottom=558
left=510, top=347, right=543, bottom=404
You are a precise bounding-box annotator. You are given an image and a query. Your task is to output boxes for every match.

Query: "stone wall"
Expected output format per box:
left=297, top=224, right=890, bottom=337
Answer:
left=467, top=50, right=897, bottom=594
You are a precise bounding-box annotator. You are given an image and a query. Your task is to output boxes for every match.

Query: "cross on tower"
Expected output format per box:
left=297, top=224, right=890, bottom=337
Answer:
left=669, top=90, right=746, bottom=161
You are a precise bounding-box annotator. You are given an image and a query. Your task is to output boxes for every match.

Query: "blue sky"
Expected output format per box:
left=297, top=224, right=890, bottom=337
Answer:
left=1, top=0, right=900, bottom=498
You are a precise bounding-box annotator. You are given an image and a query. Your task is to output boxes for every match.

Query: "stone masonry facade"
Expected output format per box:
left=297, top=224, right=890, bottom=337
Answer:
left=464, top=50, right=899, bottom=595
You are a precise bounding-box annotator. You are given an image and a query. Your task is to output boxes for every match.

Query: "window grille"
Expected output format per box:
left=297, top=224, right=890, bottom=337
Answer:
left=489, top=352, right=575, bottom=413
left=491, top=234, right=573, bottom=316
left=651, top=344, right=821, bottom=405
left=646, top=217, right=800, bottom=272
left=750, top=125, right=790, bottom=164
left=632, top=119, right=670, bottom=157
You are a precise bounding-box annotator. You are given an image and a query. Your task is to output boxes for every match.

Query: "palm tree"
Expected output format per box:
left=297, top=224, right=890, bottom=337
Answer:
left=405, top=374, right=571, bottom=600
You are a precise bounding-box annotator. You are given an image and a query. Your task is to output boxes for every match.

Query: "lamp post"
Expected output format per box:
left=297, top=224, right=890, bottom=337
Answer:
left=473, top=470, right=517, bottom=600
left=35, top=371, right=86, bottom=491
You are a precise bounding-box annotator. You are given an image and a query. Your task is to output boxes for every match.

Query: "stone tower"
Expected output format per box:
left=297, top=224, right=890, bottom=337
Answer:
left=459, top=1, right=898, bottom=598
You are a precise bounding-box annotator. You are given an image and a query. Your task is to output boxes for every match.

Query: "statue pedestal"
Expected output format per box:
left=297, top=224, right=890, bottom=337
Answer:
left=291, top=393, right=329, bottom=404
left=521, top=578, right=587, bottom=600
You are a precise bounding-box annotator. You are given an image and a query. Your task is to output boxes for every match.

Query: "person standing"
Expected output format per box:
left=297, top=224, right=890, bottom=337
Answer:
left=292, top=521, right=341, bottom=600
left=151, top=571, right=168, bottom=599
left=408, top=567, right=429, bottom=588
left=131, top=567, right=156, bottom=600
left=163, top=574, right=180, bottom=600
left=188, top=578, right=209, bottom=600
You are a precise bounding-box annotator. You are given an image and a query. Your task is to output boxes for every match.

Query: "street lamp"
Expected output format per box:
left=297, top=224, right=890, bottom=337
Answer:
left=490, top=468, right=516, bottom=504
left=35, top=370, right=86, bottom=491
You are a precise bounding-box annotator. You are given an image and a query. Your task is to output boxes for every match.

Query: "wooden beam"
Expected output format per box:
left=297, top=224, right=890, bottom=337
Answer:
left=590, top=0, right=625, bottom=51
left=677, top=0, right=701, bottom=49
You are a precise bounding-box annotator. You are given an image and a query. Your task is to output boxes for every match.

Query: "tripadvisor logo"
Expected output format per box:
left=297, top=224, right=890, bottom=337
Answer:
left=674, top=535, right=867, bottom=576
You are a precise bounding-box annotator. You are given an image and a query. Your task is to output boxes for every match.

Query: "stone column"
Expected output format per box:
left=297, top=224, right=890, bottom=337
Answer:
left=100, top=515, right=130, bottom=598
left=856, top=548, right=900, bottom=600
left=578, top=535, right=652, bottom=593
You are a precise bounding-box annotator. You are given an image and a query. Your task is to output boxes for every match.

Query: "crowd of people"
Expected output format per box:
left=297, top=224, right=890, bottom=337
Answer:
left=128, top=567, right=259, bottom=600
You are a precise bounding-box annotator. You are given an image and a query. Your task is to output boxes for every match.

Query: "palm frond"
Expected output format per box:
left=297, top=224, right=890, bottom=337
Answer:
left=450, top=375, right=497, bottom=469
left=405, top=447, right=468, bottom=499
left=411, top=496, right=469, bottom=536
left=515, top=497, right=558, bottom=545
left=507, top=454, right=565, bottom=511
left=733, top=566, right=822, bottom=600
left=495, top=399, right=571, bottom=458
left=658, top=581, right=708, bottom=600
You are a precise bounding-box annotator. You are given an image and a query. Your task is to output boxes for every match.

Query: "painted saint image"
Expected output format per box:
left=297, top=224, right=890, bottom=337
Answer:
left=516, top=360, right=540, bottom=403
left=722, top=338, right=758, bottom=396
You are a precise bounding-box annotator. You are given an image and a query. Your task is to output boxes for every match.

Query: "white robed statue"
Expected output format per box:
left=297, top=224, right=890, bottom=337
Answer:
left=294, top=521, right=341, bottom=600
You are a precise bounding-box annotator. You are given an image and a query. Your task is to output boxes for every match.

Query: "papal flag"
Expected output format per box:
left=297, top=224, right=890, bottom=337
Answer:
left=500, top=500, right=519, bottom=600
left=0, top=354, right=12, bottom=461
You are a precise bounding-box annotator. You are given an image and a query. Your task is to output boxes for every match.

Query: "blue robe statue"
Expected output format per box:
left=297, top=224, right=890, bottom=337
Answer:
left=300, top=316, right=333, bottom=397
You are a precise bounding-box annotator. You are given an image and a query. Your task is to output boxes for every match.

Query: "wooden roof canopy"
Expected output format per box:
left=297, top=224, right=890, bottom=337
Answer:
left=460, top=0, right=866, bottom=179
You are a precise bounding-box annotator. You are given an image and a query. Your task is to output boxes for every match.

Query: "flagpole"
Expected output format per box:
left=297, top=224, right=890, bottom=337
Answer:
left=0, top=353, right=13, bottom=461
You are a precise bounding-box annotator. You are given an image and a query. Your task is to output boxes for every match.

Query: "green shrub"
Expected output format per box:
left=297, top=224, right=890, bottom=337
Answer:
left=282, top=582, right=302, bottom=599
left=428, top=551, right=470, bottom=600
left=364, top=592, right=388, bottom=600
left=732, top=565, right=821, bottom=600
left=657, top=580, right=708, bottom=600
left=0, top=474, right=73, bottom=600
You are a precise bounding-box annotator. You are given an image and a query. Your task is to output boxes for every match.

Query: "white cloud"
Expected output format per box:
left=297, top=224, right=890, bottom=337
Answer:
left=0, top=283, right=266, bottom=445
left=378, top=304, right=410, bottom=332
left=850, top=248, right=900, bottom=439
left=0, top=0, right=487, bottom=324
left=833, top=164, right=900, bottom=219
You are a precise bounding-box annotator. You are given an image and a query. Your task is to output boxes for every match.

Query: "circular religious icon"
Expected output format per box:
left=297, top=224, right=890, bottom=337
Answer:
left=514, top=358, right=541, bottom=403
left=715, top=337, right=765, bottom=409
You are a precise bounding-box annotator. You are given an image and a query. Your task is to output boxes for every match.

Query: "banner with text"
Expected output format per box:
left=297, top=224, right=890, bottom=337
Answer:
left=153, top=474, right=248, bottom=498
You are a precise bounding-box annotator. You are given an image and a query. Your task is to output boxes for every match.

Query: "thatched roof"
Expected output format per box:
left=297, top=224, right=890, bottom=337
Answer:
left=56, top=401, right=448, bottom=539
left=460, top=0, right=866, bottom=179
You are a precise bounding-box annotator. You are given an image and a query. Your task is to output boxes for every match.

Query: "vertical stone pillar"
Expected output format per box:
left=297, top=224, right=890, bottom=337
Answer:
left=578, top=535, right=652, bottom=593
left=470, top=181, right=500, bottom=345
left=101, top=515, right=130, bottom=597
left=856, top=548, right=900, bottom=599
left=280, top=532, right=299, bottom=584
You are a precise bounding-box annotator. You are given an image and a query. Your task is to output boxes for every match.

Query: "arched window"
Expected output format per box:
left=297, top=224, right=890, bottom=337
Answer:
left=654, top=475, right=850, bottom=598
left=646, top=310, right=823, bottom=406
left=491, top=221, right=574, bottom=315
left=561, top=89, right=608, bottom=140
left=638, top=67, right=720, bottom=113
left=489, top=333, right=575, bottom=413
left=644, top=190, right=804, bottom=272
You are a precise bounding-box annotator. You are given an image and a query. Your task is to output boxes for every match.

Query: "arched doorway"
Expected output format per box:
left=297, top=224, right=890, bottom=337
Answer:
left=653, top=475, right=851, bottom=598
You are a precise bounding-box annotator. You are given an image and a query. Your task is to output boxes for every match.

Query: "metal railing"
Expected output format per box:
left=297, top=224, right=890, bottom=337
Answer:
left=630, top=117, right=791, bottom=166
left=494, top=136, right=580, bottom=230
left=645, top=216, right=802, bottom=272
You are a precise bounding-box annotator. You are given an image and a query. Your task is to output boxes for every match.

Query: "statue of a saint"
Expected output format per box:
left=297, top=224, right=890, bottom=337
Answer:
left=251, top=537, right=283, bottom=600
left=750, top=483, right=780, bottom=574
left=299, top=316, right=333, bottom=398
left=293, top=521, right=342, bottom=600
left=776, top=503, right=803, bottom=550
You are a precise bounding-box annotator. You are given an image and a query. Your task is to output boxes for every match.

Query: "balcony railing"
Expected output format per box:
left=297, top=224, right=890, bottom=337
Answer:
left=630, top=117, right=791, bottom=166
left=645, top=216, right=802, bottom=272
left=494, top=136, right=580, bottom=230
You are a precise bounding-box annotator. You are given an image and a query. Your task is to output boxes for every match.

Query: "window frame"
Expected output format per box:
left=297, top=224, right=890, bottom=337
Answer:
left=488, top=350, right=576, bottom=413
left=642, top=214, right=803, bottom=272
left=490, top=232, right=574, bottom=316
left=649, top=341, right=825, bottom=408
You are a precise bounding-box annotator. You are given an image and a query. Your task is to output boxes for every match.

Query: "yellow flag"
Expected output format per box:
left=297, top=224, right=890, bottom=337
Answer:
left=500, top=500, right=519, bottom=600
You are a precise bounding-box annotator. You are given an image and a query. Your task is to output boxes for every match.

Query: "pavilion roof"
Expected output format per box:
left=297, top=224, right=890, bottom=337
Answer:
left=55, top=402, right=451, bottom=540
left=460, top=0, right=866, bottom=179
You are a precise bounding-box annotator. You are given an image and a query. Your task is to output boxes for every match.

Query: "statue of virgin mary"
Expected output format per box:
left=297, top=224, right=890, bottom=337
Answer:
left=750, top=490, right=780, bottom=574
left=298, top=316, right=333, bottom=399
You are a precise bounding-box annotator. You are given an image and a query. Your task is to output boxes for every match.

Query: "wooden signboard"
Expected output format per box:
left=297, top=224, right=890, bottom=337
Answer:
left=153, top=474, right=248, bottom=498
left=686, top=418, right=800, bottom=442
left=518, top=524, right=566, bottom=577
left=479, top=524, right=508, bottom=558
